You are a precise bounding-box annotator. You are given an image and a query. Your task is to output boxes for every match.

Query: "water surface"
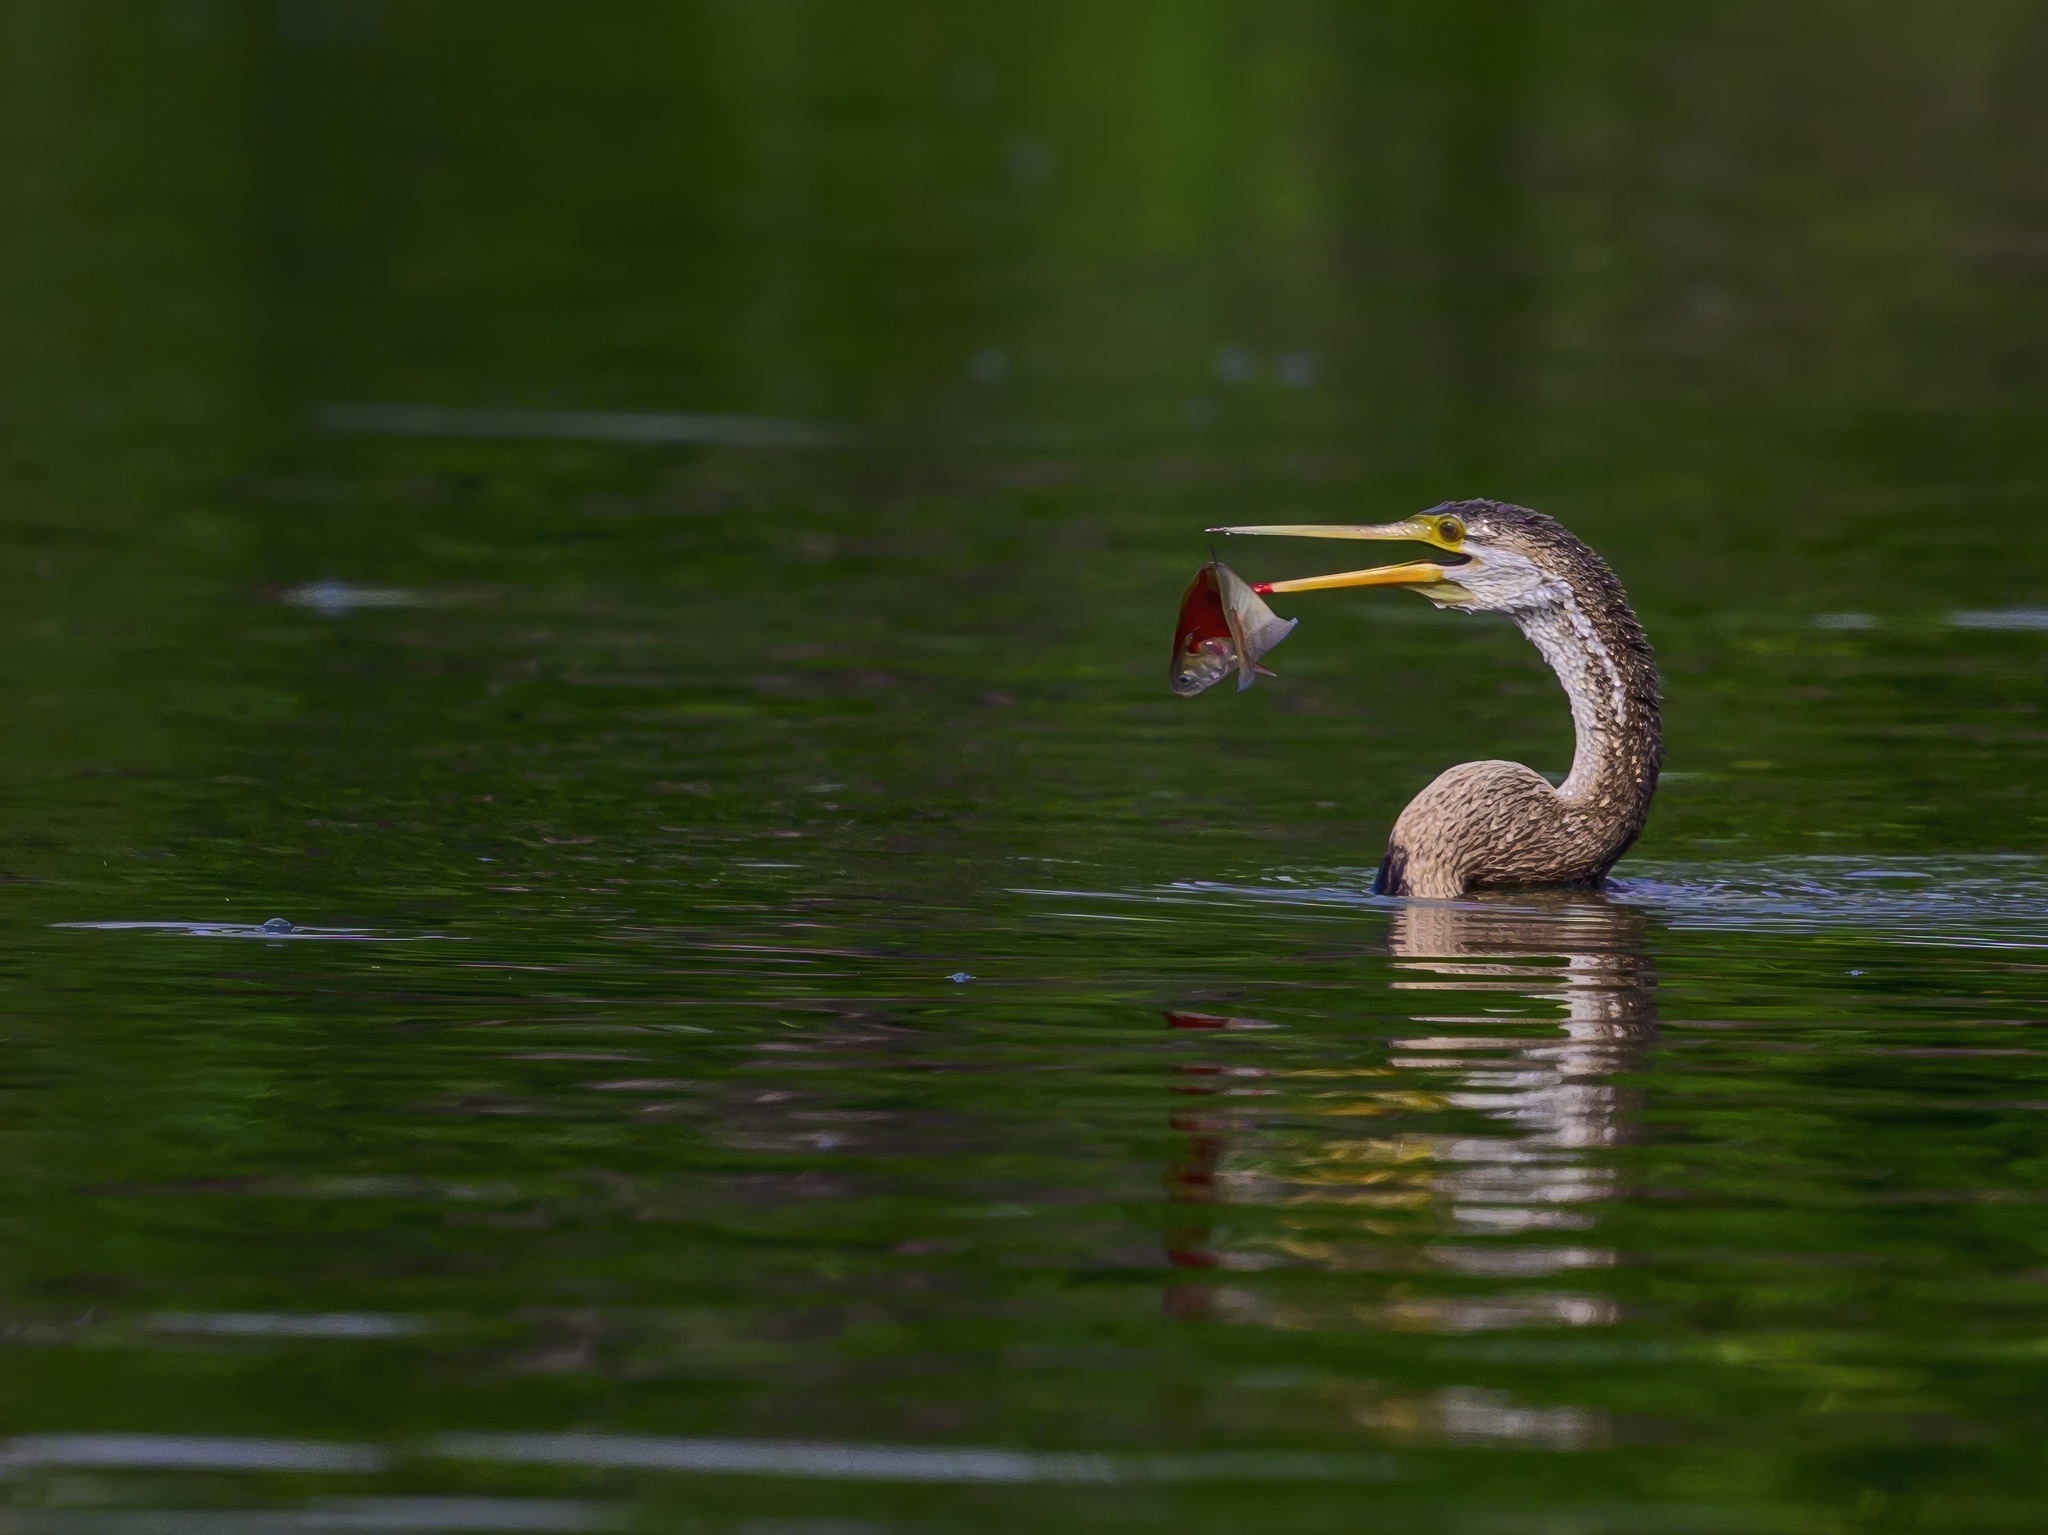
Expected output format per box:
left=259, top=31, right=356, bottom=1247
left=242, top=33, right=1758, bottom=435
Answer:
left=3, top=5, right=2048, bottom=1531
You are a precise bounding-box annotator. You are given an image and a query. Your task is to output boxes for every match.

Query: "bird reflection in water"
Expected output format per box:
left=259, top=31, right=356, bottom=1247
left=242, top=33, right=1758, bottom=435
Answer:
left=1163, top=893, right=1654, bottom=1337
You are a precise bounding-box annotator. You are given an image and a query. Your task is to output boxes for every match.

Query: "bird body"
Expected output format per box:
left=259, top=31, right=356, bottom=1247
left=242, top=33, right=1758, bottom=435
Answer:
left=1212, top=500, right=1661, bottom=899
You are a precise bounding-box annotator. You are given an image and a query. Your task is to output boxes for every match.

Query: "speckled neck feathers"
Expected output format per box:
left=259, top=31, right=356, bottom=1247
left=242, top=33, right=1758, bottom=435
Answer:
left=1510, top=553, right=1660, bottom=814
left=1375, top=503, right=1661, bottom=899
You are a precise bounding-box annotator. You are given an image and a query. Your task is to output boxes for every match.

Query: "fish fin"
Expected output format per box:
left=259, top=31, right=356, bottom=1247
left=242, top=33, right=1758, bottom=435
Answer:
left=1254, top=664, right=1277, bottom=677
left=1240, top=613, right=1298, bottom=664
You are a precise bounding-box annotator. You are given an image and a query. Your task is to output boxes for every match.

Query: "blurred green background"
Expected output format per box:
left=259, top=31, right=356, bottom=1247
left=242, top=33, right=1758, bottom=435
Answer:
left=8, top=1, right=2048, bottom=877
left=1, top=5, right=2048, bottom=1533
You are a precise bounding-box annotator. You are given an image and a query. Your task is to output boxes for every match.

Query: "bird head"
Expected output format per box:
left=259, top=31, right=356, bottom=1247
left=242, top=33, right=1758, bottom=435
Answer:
left=1209, top=498, right=1581, bottom=616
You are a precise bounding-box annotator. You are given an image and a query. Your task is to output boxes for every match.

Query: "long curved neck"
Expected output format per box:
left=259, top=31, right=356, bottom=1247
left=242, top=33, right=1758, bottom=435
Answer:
left=1513, top=586, right=1661, bottom=830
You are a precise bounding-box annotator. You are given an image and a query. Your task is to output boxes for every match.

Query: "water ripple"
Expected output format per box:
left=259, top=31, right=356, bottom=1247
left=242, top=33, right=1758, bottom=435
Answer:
left=1611, top=854, right=2048, bottom=949
left=1153, top=855, right=2048, bottom=949
left=51, top=921, right=456, bottom=943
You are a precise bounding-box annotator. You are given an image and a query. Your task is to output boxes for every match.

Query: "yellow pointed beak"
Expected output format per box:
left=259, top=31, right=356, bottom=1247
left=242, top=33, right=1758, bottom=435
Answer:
left=1205, top=518, right=1464, bottom=597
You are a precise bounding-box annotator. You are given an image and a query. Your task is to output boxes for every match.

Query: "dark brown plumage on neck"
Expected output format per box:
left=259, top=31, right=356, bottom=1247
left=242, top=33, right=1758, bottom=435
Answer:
left=1213, top=499, right=1662, bottom=900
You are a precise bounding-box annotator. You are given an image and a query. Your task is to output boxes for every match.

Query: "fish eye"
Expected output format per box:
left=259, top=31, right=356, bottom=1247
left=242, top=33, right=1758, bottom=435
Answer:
left=1437, top=517, right=1464, bottom=544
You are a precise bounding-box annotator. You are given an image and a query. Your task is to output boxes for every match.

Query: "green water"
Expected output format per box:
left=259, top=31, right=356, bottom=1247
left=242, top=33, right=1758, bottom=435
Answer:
left=4, top=4, right=2048, bottom=1530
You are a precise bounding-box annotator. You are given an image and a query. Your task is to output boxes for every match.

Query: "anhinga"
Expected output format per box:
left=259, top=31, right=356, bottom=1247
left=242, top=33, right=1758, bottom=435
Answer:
left=1210, top=499, right=1660, bottom=899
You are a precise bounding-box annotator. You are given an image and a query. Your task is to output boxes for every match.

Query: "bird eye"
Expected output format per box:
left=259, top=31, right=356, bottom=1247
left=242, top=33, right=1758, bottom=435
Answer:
left=1438, top=517, right=1464, bottom=544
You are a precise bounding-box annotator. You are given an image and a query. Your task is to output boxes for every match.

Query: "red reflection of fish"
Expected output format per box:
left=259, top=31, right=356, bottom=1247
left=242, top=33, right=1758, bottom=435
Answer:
left=1164, top=1010, right=1279, bottom=1031
left=1169, top=560, right=1298, bottom=696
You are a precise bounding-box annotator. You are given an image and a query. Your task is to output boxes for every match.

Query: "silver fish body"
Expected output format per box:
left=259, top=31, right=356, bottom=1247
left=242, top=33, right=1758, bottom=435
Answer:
left=1169, top=560, right=1298, bottom=696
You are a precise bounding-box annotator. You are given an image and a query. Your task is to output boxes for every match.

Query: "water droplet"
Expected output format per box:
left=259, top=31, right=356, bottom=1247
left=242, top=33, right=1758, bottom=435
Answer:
left=262, top=917, right=294, bottom=934
left=1005, top=137, right=1054, bottom=185
left=947, top=972, right=973, bottom=984
left=1274, top=350, right=1318, bottom=388
left=968, top=347, right=1009, bottom=386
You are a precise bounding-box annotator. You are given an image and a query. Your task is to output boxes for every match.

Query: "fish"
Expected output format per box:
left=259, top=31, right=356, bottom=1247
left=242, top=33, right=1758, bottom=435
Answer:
left=1170, top=560, right=1298, bottom=695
